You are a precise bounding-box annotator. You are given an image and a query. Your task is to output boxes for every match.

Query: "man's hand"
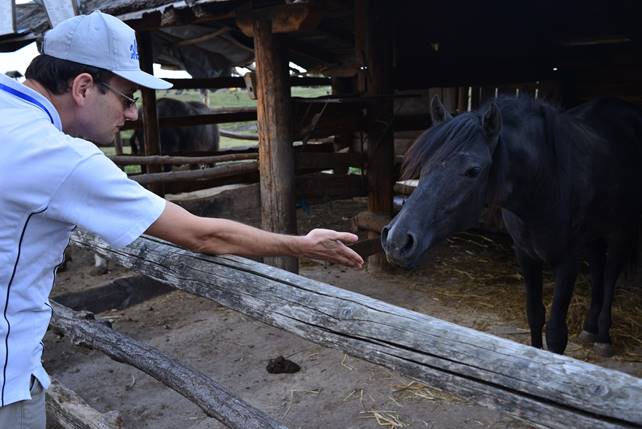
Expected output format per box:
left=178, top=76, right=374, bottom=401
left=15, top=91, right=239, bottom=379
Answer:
left=298, top=229, right=364, bottom=269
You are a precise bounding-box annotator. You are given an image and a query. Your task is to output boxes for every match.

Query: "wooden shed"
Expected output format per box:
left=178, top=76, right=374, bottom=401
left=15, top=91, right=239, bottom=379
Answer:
left=2, top=0, right=641, bottom=274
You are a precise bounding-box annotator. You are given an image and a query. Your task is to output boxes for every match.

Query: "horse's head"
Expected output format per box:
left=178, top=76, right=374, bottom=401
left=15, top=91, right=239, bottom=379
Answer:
left=382, top=97, right=503, bottom=268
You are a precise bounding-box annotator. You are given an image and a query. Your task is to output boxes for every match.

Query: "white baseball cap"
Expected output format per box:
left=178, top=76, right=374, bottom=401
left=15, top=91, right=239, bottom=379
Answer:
left=42, top=10, right=172, bottom=90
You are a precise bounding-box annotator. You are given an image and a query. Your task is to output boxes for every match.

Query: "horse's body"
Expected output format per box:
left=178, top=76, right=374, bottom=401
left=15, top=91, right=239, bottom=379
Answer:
left=382, top=96, right=642, bottom=355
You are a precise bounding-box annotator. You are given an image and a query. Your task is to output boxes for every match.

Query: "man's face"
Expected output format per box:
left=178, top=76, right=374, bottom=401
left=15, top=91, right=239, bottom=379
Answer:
left=76, top=75, right=138, bottom=145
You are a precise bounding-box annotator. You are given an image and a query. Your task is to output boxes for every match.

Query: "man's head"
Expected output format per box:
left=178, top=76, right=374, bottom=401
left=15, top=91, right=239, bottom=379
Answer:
left=24, top=11, right=171, bottom=144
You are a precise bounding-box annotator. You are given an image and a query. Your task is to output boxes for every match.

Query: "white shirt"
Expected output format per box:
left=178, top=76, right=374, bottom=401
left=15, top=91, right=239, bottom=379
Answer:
left=0, top=73, right=166, bottom=406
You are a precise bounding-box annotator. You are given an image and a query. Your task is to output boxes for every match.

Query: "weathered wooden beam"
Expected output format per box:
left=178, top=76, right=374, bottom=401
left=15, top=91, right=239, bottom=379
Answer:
left=109, top=153, right=258, bottom=166
left=136, top=30, right=163, bottom=195
left=71, top=232, right=642, bottom=429
left=0, top=0, right=16, bottom=37
left=120, top=107, right=258, bottom=131
left=254, top=17, right=298, bottom=273
left=236, top=3, right=322, bottom=37
left=50, top=302, right=287, bottom=429
left=168, top=183, right=261, bottom=218
left=130, top=161, right=258, bottom=186
left=164, top=76, right=330, bottom=90
left=365, top=0, right=394, bottom=270
left=42, top=0, right=77, bottom=27
left=46, top=378, right=123, bottom=429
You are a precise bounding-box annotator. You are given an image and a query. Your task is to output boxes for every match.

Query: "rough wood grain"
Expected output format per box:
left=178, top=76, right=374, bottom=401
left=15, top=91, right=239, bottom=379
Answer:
left=70, top=231, right=642, bottom=429
left=50, top=302, right=287, bottom=429
left=130, top=161, right=258, bottom=185
left=254, top=17, right=298, bottom=273
left=46, top=378, right=122, bottom=429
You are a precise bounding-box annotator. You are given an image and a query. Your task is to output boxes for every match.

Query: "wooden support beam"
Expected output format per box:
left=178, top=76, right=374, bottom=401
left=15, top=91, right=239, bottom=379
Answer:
left=365, top=0, right=394, bottom=270
left=50, top=302, right=287, bottom=429
left=42, top=0, right=77, bottom=27
left=236, top=3, right=322, bottom=37
left=120, top=107, right=258, bottom=131
left=71, top=231, right=642, bottom=429
left=136, top=31, right=163, bottom=195
left=0, top=0, right=16, bottom=37
left=109, top=153, right=258, bottom=167
left=130, top=161, right=259, bottom=186
left=46, top=378, right=123, bottom=429
left=254, top=17, right=298, bottom=273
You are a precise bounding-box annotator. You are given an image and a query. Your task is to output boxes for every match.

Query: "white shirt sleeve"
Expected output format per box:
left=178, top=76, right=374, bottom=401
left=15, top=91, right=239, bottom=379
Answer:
left=47, top=153, right=166, bottom=248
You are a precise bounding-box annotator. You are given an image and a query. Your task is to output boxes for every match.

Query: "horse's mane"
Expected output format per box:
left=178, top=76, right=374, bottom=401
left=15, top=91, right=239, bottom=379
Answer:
left=401, top=96, right=601, bottom=190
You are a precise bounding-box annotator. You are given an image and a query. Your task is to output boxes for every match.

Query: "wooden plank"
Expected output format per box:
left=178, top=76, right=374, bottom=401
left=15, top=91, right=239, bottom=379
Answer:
left=0, top=0, right=16, bottom=37
left=110, top=153, right=258, bottom=166
left=237, top=3, right=321, bottom=37
left=164, top=76, right=330, bottom=90
left=168, top=183, right=261, bottom=218
left=49, top=302, right=287, bottom=429
left=254, top=17, right=298, bottom=273
left=130, top=161, right=258, bottom=186
left=46, top=378, right=123, bottom=429
left=42, top=0, right=77, bottom=27
left=120, top=107, right=258, bottom=131
left=71, top=232, right=642, bottom=429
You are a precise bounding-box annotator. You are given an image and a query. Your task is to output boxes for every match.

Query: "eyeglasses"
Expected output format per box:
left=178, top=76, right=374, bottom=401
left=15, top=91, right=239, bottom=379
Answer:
left=98, top=81, right=139, bottom=109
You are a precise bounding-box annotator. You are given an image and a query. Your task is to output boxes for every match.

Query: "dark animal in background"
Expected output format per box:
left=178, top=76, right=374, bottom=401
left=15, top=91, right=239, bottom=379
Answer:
left=382, top=95, right=642, bottom=356
left=130, top=97, right=219, bottom=156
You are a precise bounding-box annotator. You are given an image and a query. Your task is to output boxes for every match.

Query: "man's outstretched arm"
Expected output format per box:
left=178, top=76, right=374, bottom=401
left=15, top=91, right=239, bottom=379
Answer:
left=145, top=201, right=364, bottom=269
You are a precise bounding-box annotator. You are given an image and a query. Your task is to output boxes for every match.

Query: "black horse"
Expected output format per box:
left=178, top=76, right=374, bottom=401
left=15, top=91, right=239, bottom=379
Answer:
left=382, top=95, right=642, bottom=356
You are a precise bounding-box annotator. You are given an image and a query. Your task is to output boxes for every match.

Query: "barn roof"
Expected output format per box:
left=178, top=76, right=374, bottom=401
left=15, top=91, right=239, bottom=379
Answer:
left=1, top=0, right=640, bottom=95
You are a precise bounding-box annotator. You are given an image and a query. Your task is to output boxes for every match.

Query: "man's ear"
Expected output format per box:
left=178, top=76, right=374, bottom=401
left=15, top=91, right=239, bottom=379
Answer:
left=69, top=73, right=95, bottom=106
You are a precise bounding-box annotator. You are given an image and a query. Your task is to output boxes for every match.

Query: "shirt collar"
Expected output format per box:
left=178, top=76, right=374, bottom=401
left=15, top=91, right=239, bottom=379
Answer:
left=0, top=73, right=63, bottom=131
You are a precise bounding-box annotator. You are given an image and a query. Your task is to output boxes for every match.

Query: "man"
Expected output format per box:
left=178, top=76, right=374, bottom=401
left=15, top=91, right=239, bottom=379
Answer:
left=0, top=11, right=363, bottom=428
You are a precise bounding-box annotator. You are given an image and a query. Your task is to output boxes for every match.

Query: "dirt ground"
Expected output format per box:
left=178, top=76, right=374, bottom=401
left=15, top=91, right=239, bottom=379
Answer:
left=45, top=198, right=642, bottom=429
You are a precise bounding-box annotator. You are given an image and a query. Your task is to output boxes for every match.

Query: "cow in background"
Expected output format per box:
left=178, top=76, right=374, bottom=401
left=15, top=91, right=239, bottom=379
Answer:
left=130, top=97, right=220, bottom=156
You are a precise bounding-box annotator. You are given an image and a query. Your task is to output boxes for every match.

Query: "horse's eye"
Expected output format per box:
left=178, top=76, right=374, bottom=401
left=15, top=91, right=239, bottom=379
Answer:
left=464, top=167, right=481, bottom=178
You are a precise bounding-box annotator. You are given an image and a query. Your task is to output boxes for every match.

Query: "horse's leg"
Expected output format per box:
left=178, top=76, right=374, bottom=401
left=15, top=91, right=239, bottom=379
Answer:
left=547, top=255, right=581, bottom=354
left=593, top=241, right=628, bottom=357
left=516, top=250, right=544, bottom=348
left=578, top=239, right=606, bottom=345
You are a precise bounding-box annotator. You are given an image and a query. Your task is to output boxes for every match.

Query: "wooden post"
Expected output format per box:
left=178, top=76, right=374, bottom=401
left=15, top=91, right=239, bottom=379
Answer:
left=365, top=0, right=394, bottom=270
left=331, top=77, right=356, bottom=172
left=253, top=18, right=298, bottom=273
left=0, top=0, right=15, bottom=37
left=136, top=31, right=163, bottom=195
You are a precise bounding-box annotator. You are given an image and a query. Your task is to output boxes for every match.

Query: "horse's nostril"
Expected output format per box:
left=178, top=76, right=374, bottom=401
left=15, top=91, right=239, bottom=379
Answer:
left=401, top=232, right=416, bottom=255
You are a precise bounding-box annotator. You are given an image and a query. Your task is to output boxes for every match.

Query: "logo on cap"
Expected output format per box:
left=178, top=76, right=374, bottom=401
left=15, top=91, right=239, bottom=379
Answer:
left=130, top=40, right=139, bottom=61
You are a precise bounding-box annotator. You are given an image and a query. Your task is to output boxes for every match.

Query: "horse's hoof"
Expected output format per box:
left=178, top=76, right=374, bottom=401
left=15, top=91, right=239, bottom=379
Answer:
left=593, top=342, right=614, bottom=357
left=577, top=330, right=598, bottom=345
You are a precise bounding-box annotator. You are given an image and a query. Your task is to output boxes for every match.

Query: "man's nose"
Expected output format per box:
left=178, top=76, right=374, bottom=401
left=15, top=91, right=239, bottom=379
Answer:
left=124, top=104, right=138, bottom=121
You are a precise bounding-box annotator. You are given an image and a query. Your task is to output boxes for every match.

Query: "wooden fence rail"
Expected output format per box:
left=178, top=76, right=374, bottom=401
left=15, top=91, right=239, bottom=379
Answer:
left=70, top=231, right=642, bottom=429
left=50, top=302, right=287, bottom=429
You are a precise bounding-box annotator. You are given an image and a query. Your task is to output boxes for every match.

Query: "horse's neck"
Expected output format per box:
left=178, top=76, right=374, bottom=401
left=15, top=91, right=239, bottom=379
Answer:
left=488, top=127, right=564, bottom=226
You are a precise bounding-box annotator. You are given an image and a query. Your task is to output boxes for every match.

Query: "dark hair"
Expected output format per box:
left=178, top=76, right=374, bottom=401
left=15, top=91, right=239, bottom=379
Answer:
left=24, top=54, right=113, bottom=95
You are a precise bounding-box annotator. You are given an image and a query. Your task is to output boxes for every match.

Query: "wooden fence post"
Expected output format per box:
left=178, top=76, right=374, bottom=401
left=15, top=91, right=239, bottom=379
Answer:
left=253, top=18, right=298, bottom=273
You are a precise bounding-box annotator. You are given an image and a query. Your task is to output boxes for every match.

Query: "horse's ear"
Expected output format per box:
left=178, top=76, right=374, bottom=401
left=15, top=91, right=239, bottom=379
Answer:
left=430, top=95, right=453, bottom=125
left=482, top=102, right=502, bottom=141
